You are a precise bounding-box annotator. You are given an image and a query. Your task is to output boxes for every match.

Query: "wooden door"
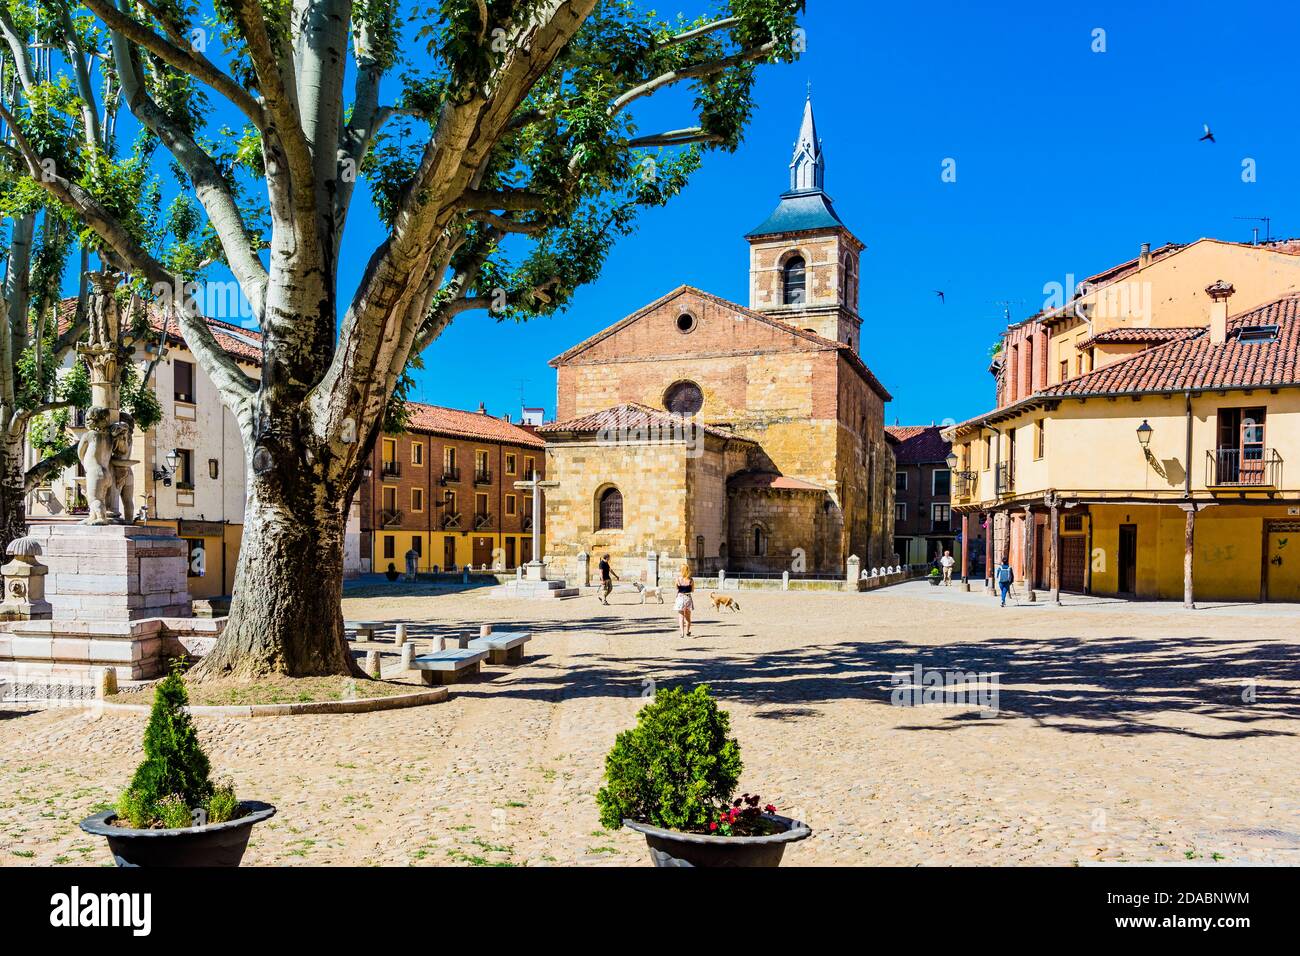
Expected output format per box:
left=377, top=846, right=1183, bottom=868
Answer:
left=443, top=536, right=457, bottom=570
left=1266, top=521, right=1300, bottom=602
left=472, top=536, right=493, bottom=568
left=505, top=537, right=516, bottom=569
left=1060, top=536, right=1085, bottom=592
left=1118, top=524, right=1138, bottom=594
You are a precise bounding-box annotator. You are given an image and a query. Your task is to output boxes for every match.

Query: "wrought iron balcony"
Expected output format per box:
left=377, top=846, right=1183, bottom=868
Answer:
left=379, top=508, right=403, bottom=528
left=474, top=469, right=492, bottom=485
left=442, top=511, right=463, bottom=530
left=441, top=466, right=461, bottom=483
left=381, top=460, right=401, bottom=477
left=474, top=512, right=494, bottom=530
left=953, top=474, right=976, bottom=501
left=1206, top=447, right=1282, bottom=488
left=995, top=462, right=1014, bottom=496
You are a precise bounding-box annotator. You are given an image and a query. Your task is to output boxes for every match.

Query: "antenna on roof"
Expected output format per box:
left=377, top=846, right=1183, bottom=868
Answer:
left=1235, top=216, right=1273, bottom=245
left=992, top=298, right=1025, bottom=323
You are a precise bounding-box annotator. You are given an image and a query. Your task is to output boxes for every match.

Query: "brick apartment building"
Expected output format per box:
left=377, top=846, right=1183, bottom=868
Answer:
left=887, top=424, right=985, bottom=573
left=361, top=402, right=546, bottom=573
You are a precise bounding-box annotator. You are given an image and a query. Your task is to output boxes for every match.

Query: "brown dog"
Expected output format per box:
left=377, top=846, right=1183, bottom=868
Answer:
left=710, top=592, right=740, bottom=612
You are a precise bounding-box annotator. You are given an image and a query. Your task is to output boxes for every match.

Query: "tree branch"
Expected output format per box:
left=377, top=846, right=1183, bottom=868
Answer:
left=0, top=98, right=258, bottom=421
left=611, top=40, right=778, bottom=116
left=82, top=0, right=265, bottom=126
left=627, top=126, right=724, bottom=148
left=24, top=445, right=79, bottom=494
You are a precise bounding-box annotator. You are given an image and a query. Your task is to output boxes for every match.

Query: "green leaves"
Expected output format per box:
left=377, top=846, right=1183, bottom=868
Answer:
left=596, top=684, right=743, bottom=833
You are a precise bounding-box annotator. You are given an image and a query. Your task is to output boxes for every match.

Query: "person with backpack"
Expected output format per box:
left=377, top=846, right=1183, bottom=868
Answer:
left=995, top=558, right=1014, bottom=606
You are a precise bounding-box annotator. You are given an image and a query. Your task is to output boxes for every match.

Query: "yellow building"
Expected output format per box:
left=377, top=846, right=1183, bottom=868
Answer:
left=946, top=242, right=1300, bottom=605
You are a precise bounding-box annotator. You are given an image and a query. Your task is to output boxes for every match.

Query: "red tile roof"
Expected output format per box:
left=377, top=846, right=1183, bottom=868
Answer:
left=1041, top=292, right=1300, bottom=397
left=537, top=402, right=752, bottom=443
left=58, top=296, right=263, bottom=366
left=404, top=402, right=545, bottom=447
left=549, top=285, right=892, bottom=402
left=884, top=425, right=951, bottom=464
left=1074, top=327, right=1201, bottom=350
left=727, top=471, right=824, bottom=492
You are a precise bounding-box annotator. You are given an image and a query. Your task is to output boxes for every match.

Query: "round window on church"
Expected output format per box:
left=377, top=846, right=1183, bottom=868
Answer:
left=675, top=312, right=697, bottom=334
left=663, top=380, right=704, bottom=416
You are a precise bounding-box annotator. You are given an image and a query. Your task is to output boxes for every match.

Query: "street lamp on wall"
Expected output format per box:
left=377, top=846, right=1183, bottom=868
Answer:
left=945, top=449, right=977, bottom=480
left=1136, top=420, right=1153, bottom=448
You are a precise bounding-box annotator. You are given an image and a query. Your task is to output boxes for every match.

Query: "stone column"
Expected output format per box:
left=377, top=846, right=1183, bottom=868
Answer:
left=846, top=554, right=860, bottom=585
left=782, top=570, right=790, bottom=590
left=960, top=512, right=971, bottom=592
left=718, top=568, right=727, bottom=589
left=1022, top=505, right=1036, bottom=602
left=576, top=551, right=590, bottom=588
left=646, top=550, right=659, bottom=588
left=1183, top=504, right=1196, bottom=609
left=1048, top=494, right=1061, bottom=605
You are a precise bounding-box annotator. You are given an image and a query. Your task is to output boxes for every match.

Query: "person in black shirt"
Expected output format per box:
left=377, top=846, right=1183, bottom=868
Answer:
left=598, top=553, right=618, bottom=604
left=674, top=563, right=695, bottom=637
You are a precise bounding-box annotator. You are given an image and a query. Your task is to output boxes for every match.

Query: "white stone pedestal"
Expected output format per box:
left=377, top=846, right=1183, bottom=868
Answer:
left=26, top=524, right=191, bottom=622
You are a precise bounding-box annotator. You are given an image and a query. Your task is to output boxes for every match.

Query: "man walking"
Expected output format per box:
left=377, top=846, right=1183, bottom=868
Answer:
left=994, top=557, right=1014, bottom=607
left=598, top=553, right=619, bottom=605
left=939, top=550, right=955, bottom=586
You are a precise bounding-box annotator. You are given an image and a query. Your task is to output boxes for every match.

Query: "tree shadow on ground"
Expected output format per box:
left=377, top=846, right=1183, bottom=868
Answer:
left=471, top=627, right=1297, bottom=739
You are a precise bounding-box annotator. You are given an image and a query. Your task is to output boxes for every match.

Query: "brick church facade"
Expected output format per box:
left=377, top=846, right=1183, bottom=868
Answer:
left=538, top=98, right=895, bottom=580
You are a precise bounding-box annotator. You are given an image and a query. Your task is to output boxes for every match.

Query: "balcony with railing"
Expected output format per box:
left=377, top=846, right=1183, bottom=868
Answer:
left=379, top=508, right=403, bottom=528
left=381, top=459, right=401, bottom=478
left=473, top=468, right=492, bottom=485
left=953, top=474, right=976, bottom=503
left=995, top=462, right=1014, bottom=496
left=474, top=512, right=494, bottom=530
left=441, top=466, right=461, bottom=483
left=1206, top=447, right=1282, bottom=489
left=442, top=511, right=463, bottom=530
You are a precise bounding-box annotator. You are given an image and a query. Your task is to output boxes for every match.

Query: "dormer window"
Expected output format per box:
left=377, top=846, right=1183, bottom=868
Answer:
left=782, top=256, right=806, bottom=305
left=1236, top=324, right=1278, bottom=343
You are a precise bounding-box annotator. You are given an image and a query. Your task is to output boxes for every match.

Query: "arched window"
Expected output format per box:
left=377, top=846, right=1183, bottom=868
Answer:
left=663, top=380, right=704, bottom=416
left=598, top=487, right=623, bottom=530
left=752, top=525, right=768, bottom=557
left=782, top=255, right=806, bottom=305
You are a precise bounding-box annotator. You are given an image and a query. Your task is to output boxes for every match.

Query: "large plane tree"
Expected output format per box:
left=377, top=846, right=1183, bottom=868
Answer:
left=1, top=0, right=804, bottom=678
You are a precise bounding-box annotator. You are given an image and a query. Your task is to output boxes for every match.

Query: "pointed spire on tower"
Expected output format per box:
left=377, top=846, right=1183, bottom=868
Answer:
left=790, top=93, right=825, bottom=193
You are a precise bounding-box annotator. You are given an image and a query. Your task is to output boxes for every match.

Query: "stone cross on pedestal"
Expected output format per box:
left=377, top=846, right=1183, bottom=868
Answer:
left=514, top=475, right=558, bottom=581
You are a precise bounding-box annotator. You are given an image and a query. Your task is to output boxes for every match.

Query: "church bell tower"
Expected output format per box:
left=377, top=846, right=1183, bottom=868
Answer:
left=745, top=95, right=864, bottom=353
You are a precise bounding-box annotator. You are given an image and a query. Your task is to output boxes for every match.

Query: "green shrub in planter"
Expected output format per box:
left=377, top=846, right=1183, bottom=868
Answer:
left=114, top=668, right=239, bottom=828
left=596, top=684, right=741, bottom=833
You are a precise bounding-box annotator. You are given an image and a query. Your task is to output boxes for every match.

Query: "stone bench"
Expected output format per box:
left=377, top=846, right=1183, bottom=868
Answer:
left=345, top=621, right=381, bottom=641
left=410, top=648, right=487, bottom=685
left=467, top=630, right=531, bottom=665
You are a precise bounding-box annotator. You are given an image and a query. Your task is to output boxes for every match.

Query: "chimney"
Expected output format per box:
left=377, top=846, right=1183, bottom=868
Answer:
left=1139, top=242, right=1151, bottom=267
left=1205, top=280, right=1235, bottom=344
left=478, top=402, right=486, bottom=414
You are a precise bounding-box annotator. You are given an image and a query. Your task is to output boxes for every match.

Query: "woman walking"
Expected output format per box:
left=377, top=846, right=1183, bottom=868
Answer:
left=674, top=564, right=695, bottom=637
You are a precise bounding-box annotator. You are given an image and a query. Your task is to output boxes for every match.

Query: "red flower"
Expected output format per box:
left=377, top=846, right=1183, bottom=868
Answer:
left=709, top=822, right=718, bottom=832
left=765, top=804, right=776, bottom=813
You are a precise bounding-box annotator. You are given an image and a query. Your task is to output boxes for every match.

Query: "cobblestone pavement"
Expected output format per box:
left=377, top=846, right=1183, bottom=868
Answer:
left=2, top=581, right=1297, bottom=866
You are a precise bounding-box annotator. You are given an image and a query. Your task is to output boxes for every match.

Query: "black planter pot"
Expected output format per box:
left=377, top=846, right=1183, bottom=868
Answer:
left=928, top=576, right=941, bottom=586
left=79, top=802, right=276, bottom=867
left=624, top=814, right=811, bottom=867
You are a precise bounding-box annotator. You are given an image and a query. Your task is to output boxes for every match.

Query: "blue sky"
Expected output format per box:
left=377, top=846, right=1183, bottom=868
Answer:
left=59, top=0, right=1300, bottom=426
left=405, top=0, right=1300, bottom=425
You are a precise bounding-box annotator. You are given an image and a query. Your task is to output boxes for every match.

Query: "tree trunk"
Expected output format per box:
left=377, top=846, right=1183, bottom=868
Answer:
left=190, top=464, right=361, bottom=680
left=0, top=432, right=28, bottom=556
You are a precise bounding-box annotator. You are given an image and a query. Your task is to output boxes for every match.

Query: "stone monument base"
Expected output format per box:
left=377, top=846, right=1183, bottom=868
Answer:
left=490, top=579, right=579, bottom=600
left=0, top=616, right=224, bottom=683
left=26, top=523, right=191, bottom=621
